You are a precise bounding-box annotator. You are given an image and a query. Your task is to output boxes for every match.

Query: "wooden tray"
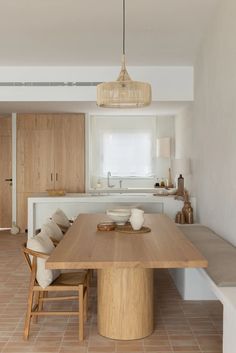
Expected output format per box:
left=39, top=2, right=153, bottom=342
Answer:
left=116, top=224, right=151, bottom=234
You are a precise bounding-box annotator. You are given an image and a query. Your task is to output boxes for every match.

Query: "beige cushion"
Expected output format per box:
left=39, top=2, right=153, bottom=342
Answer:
left=179, top=225, right=236, bottom=287
left=51, top=208, right=71, bottom=228
left=41, top=220, right=63, bottom=241
left=27, top=231, right=60, bottom=288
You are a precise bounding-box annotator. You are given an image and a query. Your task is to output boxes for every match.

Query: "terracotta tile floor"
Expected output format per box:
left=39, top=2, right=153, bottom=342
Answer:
left=0, top=231, right=223, bottom=353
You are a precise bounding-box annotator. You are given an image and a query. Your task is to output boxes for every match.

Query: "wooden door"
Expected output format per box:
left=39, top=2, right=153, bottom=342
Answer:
left=17, top=114, right=55, bottom=231
left=54, top=114, right=85, bottom=192
left=0, top=115, right=12, bottom=228
left=17, top=114, right=55, bottom=192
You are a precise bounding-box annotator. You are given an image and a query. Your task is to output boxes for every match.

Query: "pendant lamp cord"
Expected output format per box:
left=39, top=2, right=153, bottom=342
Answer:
left=123, top=0, right=125, bottom=56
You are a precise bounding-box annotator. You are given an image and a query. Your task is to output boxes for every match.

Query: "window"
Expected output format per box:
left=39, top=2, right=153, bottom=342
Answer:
left=102, top=131, right=152, bottom=177
left=90, top=116, right=156, bottom=178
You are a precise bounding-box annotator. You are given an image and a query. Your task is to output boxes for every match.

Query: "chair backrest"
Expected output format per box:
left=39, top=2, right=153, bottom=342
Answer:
left=22, top=243, right=50, bottom=285
left=22, top=243, right=38, bottom=285
left=22, top=243, right=33, bottom=271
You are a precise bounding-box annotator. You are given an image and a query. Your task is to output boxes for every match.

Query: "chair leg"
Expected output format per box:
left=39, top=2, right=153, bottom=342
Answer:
left=38, top=291, right=45, bottom=312
left=34, top=291, right=46, bottom=323
left=78, top=285, right=84, bottom=341
left=89, top=269, right=94, bottom=281
left=33, top=291, right=39, bottom=323
left=84, top=287, right=88, bottom=322
left=24, top=287, right=35, bottom=340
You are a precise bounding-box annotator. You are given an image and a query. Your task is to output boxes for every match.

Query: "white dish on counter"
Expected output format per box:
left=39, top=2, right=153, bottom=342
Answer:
left=167, top=188, right=177, bottom=195
left=154, top=188, right=169, bottom=196
left=154, top=188, right=177, bottom=196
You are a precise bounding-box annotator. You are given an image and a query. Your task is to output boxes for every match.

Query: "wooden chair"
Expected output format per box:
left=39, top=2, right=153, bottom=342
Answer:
left=22, top=243, right=88, bottom=341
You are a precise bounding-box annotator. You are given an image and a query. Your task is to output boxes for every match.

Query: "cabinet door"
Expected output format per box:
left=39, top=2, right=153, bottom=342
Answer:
left=54, top=114, right=85, bottom=192
left=17, top=114, right=55, bottom=192
left=17, top=114, right=55, bottom=231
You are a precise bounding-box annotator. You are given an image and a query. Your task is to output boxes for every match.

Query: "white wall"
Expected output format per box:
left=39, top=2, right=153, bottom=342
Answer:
left=156, top=116, right=175, bottom=183
left=192, top=0, right=236, bottom=245
left=0, top=66, right=193, bottom=102
left=175, top=104, right=193, bottom=160
left=174, top=104, right=193, bottom=192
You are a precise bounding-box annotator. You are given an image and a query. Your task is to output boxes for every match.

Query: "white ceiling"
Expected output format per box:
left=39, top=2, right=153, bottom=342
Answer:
left=0, top=0, right=219, bottom=66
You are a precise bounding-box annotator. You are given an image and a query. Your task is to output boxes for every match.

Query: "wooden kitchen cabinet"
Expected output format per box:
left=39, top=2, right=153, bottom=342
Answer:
left=17, top=113, right=85, bottom=231
left=54, top=114, right=85, bottom=192
left=17, top=114, right=55, bottom=192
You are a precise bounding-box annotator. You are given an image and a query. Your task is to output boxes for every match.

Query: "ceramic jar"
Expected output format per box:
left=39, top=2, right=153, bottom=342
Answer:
left=130, top=208, right=144, bottom=230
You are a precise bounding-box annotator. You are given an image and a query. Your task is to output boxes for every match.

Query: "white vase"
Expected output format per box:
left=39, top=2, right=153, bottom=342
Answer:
left=130, top=208, right=144, bottom=230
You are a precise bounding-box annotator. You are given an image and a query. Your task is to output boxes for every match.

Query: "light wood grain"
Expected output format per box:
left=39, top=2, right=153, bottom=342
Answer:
left=47, top=213, right=207, bottom=340
left=16, top=113, right=85, bottom=230
left=17, top=114, right=55, bottom=193
left=46, top=213, right=208, bottom=270
left=54, top=114, right=85, bottom=192
left=98, top=268, right=153, bottom=340
left=0, top=115, right=12, bottom=228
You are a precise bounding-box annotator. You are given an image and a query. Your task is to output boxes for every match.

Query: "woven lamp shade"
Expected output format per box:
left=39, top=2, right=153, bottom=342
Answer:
left=97, top=81, right=151, bottom=108
left=97, top=56, right=152, bottom=108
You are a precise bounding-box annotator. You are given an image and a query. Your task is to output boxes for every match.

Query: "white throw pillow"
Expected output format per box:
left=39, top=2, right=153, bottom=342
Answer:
left=27, top=231, right=60, bottom=289
left=41, top=220, right=63, bottom=241
left=51, top=208, right=71, bottom=228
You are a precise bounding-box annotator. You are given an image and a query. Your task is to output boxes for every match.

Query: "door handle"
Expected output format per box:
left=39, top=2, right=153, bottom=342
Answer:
left=56, top=173, right=58, bottom=181
left=5, top=178, right=12, bottom=182
left=50, top=173, right=53, bottom=181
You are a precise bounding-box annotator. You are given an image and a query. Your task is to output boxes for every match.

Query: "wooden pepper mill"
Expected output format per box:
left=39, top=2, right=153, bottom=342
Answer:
left=175, top=174, right=185, bottom=200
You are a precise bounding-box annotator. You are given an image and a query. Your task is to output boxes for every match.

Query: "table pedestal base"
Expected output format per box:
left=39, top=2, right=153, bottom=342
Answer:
left=98, top=268, right=153, bottom=340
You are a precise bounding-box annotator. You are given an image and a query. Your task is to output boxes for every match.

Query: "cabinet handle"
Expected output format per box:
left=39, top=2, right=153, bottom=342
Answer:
left=51, top=173, right=53, bottom=181
left=56, top=173, right=58, bottom=181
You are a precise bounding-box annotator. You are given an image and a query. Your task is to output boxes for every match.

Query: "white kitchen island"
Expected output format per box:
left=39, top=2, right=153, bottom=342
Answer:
left=27, top=193, right=196, bottom=238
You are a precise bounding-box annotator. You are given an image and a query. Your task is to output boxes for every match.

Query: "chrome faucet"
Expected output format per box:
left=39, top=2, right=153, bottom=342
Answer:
left=107, top=171, right=115, bottom=188
left=119, top=179, right=123, bottom=189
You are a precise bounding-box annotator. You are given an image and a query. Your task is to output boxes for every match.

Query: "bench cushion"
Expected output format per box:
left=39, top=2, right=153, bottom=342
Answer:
left=51, top=208, right=71, bottom=228
left=27, top=232, right=60, bottom=288
left=41, top=220, right=64, bottom=241
left=179, top=225, right=236, bottom=287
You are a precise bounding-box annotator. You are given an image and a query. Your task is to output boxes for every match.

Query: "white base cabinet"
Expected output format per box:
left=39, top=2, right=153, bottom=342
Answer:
left=28, top=193, right=196, bottom=238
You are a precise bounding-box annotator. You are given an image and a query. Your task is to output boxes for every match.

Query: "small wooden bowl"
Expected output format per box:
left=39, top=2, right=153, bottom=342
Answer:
left=97, top=222, right=116, bottom=232
left=47, top=189, right=66, bottom=196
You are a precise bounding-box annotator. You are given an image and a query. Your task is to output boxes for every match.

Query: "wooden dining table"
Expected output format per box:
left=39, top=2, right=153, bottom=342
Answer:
left=46, top=213, right=207, bottom=340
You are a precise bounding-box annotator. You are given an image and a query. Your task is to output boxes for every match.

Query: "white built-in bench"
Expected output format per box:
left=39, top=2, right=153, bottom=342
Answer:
left=170, top=225, right=236, bottom=353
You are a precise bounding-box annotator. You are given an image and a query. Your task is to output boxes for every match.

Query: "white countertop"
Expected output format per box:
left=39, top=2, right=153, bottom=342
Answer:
left=28, top=192, right=181, bottom=203
left=28, top=193, right=196, bottom=238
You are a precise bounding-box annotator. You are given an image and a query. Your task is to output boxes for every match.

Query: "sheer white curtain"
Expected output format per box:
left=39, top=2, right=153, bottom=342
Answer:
left=90, top=116, right=156, bottom=178
left=102, top=130, right=153, bottom=177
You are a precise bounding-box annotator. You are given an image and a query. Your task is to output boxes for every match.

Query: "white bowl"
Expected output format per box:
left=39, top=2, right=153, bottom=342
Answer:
left=168, top=188, right=177, bottom=195
left=106, top=208, right=131, bottom=225
left=154, top=188, right=169, bottom=196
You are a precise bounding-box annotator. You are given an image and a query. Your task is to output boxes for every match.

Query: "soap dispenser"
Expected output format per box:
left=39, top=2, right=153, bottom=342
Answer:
left=154, top=178, right=160, bottom=188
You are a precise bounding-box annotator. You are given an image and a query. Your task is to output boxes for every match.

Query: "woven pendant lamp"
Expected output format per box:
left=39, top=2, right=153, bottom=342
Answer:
left=96, top=0, right=152, bottom=108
